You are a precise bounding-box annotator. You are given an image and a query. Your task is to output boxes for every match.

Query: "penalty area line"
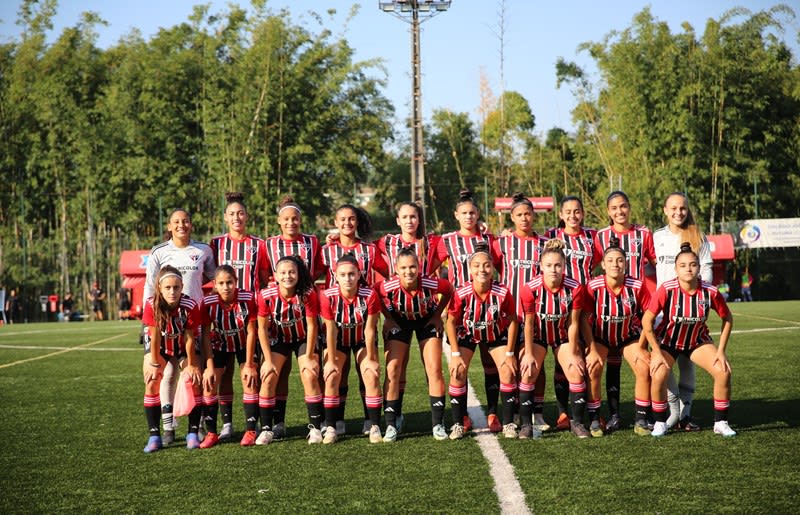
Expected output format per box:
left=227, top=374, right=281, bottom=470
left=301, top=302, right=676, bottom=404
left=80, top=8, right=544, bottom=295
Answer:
left=0, top=333, right=131, bottom=369
left=442, top=338, right=532, bottom=515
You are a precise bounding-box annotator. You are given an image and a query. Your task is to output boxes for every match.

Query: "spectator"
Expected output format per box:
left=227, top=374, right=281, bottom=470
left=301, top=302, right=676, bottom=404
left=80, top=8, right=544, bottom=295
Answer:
left=717, top=281, right=730, bottom=301
left=740, top=269, right=753, bottom=302
left=88, top=281, right=106, bottom=321
left=61, top=292, right=75, bottom=322
left=5, top=288, right=21, bottom=324
left=118, top=287, right=131, bottom=320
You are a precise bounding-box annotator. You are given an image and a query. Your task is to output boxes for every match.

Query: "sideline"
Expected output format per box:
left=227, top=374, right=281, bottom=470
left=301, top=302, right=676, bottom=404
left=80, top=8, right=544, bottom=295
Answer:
left=710, top=326, right=800, bottom=336
left=0, top=344, right=139, bottom=352
left=0, top=333, right=131, bottom=369
left=442, top=339, right=532, bottom=515
left=729, top=311, right=800, bottom=326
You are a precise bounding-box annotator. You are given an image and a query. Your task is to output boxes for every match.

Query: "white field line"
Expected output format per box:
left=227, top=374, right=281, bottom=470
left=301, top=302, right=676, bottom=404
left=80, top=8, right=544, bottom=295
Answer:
left=442, top=338, right=532, bottom=515
left=0, top=333, right=131, bottom=369
left=729, top=312, right=800, bottom=326
left=0, top=344, right=139, bottom=352
left=710, top=326, right=800, bottom=336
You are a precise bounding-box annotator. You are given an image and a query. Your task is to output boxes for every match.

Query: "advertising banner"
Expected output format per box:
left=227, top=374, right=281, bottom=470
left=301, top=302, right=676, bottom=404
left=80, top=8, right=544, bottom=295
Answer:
left=737, top=218, right=800, bottom=248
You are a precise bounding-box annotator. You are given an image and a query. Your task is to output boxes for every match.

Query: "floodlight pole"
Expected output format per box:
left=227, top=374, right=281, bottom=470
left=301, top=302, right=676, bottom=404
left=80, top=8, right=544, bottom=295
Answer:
left=380, top=1, right=451, bottom=217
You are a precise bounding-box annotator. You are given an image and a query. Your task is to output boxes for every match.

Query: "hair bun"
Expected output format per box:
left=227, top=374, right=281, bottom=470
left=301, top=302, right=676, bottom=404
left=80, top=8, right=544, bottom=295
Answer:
left=544, top=239, right=565, bottom=252
left=458, top=188, right=474, bottom=201
left=680, top=242, right=693, bottom=252
left=279, top=195, right=295, bottom=207
left=512, top=192, right=526, bottom=203
left=608, top=236, right=621, bottom=248
left=225, top=191, right=244, bottom=204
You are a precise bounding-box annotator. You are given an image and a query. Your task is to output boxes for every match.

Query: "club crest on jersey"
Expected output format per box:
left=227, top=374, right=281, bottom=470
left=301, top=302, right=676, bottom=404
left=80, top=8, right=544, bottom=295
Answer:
left=292, top=304, right=303, bottom=314
left=630, top=237, right=642, bottom=249
left=189, top=254, right=200, bottom=262
left=487, top=305, right=499, bottom=316
left=355, top=305, right=367, bottom=316
left=248, top=246, right=258, bottom=255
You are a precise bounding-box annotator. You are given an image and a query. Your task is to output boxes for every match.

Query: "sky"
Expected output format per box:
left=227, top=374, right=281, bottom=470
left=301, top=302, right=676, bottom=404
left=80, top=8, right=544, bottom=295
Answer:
left=1, top=1, right=798, bottom=137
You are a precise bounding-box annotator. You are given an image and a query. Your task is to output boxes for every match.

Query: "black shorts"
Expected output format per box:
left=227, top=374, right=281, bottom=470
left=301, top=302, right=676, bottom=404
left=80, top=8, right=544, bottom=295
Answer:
left=595, top=335, right=639, bottom=349
left=119, top=300, right=131, bottom=311
left=660, top=341, right=710, bottom=360
left=457, top=334, right=509, bottom=353
left=269, top=339, right=310, bottom=358
left=93, top=302, right=103, bottom=312
left=384, top=317, right=441, bottom=345
left=211, top=347, right=247, bottom=368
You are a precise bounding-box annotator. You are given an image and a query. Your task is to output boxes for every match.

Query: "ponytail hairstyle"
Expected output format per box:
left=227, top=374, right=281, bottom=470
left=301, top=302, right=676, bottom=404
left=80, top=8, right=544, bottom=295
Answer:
left=468, top=241, right=492, bottom=265
left=166, top=208, right=192, bottom=241
left=665, top=192, right=703, bottom=253
left=153, top=265, right=183, bottom=332
left=276, top=255, right=313, bottom=299
left=214, top=264, right=238, bottom=282
left=510, top=192, right=534, bottom=218
left=335, top=252, right=368, bottom=287
left=396, top=201, right=425, bottom=239
left=278, top=195, right=302, bottom=217
left=606, top=190, right=630, bottom=225
left=557, top=195, right=584, bottom=229
left=604, top=235, right=626, bottom=259
left=675, top=241, right=699, bottom=263
left=455, top=188, right=479, bottom=212
left=541, top=238, right=566, bottom=261
left=225, top=192, right=246, bottom=212
left=336, top=203, right=373, bottom=240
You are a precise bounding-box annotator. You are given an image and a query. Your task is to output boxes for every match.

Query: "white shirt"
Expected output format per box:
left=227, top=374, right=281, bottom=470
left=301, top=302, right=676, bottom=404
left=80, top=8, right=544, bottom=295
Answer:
left=143, top=239, right=215, bottom=303
left=652, top=226, right=713, bottom=287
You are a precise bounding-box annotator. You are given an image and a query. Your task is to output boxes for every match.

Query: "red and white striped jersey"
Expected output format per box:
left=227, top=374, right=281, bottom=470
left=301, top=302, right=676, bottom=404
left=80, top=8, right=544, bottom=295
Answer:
left=595, top=225, right=656, bottom=281
left=142, top=294, right=201, bottom=356
left=264, top=234, right=324, bottom=281
left=649, top=279, right=730, bottom=351
left=448, top=282, right=515, bottom=344
left=436, top=231, right=499, bottom=290
left=257, top=286, right=319, bottom=344
left=376, top=233, right=441, bottom=277
left=520, top=276, right=587, bottom=347
left=209, top=233, right=270, bottom=293
left=321, top=241, right=390, bottom=288
left=376, top=275, right=451, bottom=322
left=319, top=286, right=381, bottom=347
left=585, top=276, right=650, bottom=346
left=544, top=227, right=602, bottom=284
left=201, top=291, right=256, bottom=353
left=494, top=232, right=548, bottom=319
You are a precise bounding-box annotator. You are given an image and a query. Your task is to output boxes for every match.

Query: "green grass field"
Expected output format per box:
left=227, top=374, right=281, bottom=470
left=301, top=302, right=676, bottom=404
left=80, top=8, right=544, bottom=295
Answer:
left=1, top=301, right=798, bottom=514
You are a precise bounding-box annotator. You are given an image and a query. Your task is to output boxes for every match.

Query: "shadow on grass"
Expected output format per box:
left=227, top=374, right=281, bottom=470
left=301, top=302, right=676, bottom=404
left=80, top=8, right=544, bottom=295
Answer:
left=690, top=398, right=800, bottom=430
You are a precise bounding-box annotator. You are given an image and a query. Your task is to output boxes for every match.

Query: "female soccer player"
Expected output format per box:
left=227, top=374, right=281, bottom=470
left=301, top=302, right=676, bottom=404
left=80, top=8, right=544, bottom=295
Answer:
left=494, top=193, right=550, bottom=431
left=595, top=190, right=657, bottom=431
left=582, top=237, right=653, bottom=436
left=322, top=204, right=389, bottom=435
left=264, top=196, right=325, bottom=439
left=436, top=189, right=503, bottom=433
left=374, top=201, right=441, bottom=432
left=319, top=254, right=383, bottom=444
left=545, top=196, right=601, bottom=431
left=518, top=239, right=590, bottom=439
left=446, top=242, right=519, bottom=440
left=197, top=265, right=259, bottom=448
left=142, top=266, right=206, bottom=452
left=209, top=192, right=271, bottom=441
left=144, top=208, right=215, bottom=445
left=376, top=247, right=453, bottom=441
left=653, top=192, right=713, bottom=431
left=643, top=243, right=735, bottom=437
left=256, top=256, right=325, bottom=444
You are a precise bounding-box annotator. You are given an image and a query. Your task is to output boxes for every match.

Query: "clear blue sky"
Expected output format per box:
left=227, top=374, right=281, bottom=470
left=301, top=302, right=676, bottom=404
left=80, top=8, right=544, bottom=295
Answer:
left=1, top=1, right=797, bottom=137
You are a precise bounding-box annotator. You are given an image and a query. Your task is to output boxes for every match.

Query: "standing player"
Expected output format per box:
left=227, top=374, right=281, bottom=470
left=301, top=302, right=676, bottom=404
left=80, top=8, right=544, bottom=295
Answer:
left=545, top=196, right=602, bottom=431
left=435, top=189, right=503, bottom=433
left=209, top=192, right=271, bottom=441
left=198, top=265, right=259, bottom=448
left=446, top=243, right=519, bottom=440
left=264, top=196, right=325, bottom=439
left=494, top=193, right=550, bottom=432
left=88, top=281, right=106, bottom=321
left=643, top=243, right=735, bottom=437
left=142, top=266, right=207, bottom=452
left=595, top=190, right=657, bottom=431
left=582, top=237, right=652, bottom=436
left=144, top=208, right=215, bottom=445
left=376, top=247, right=453, bottom=441
left=374, top=201, right=441, bottom=432
left=319, top=254, right=383, bottom=444
left=321, top=204, right=389, bottom=435
left=256, top=256, right=325, bottom=444
left=518, top=239, right=590, bottom=439
left=653, top=192, right=713, bottom=431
